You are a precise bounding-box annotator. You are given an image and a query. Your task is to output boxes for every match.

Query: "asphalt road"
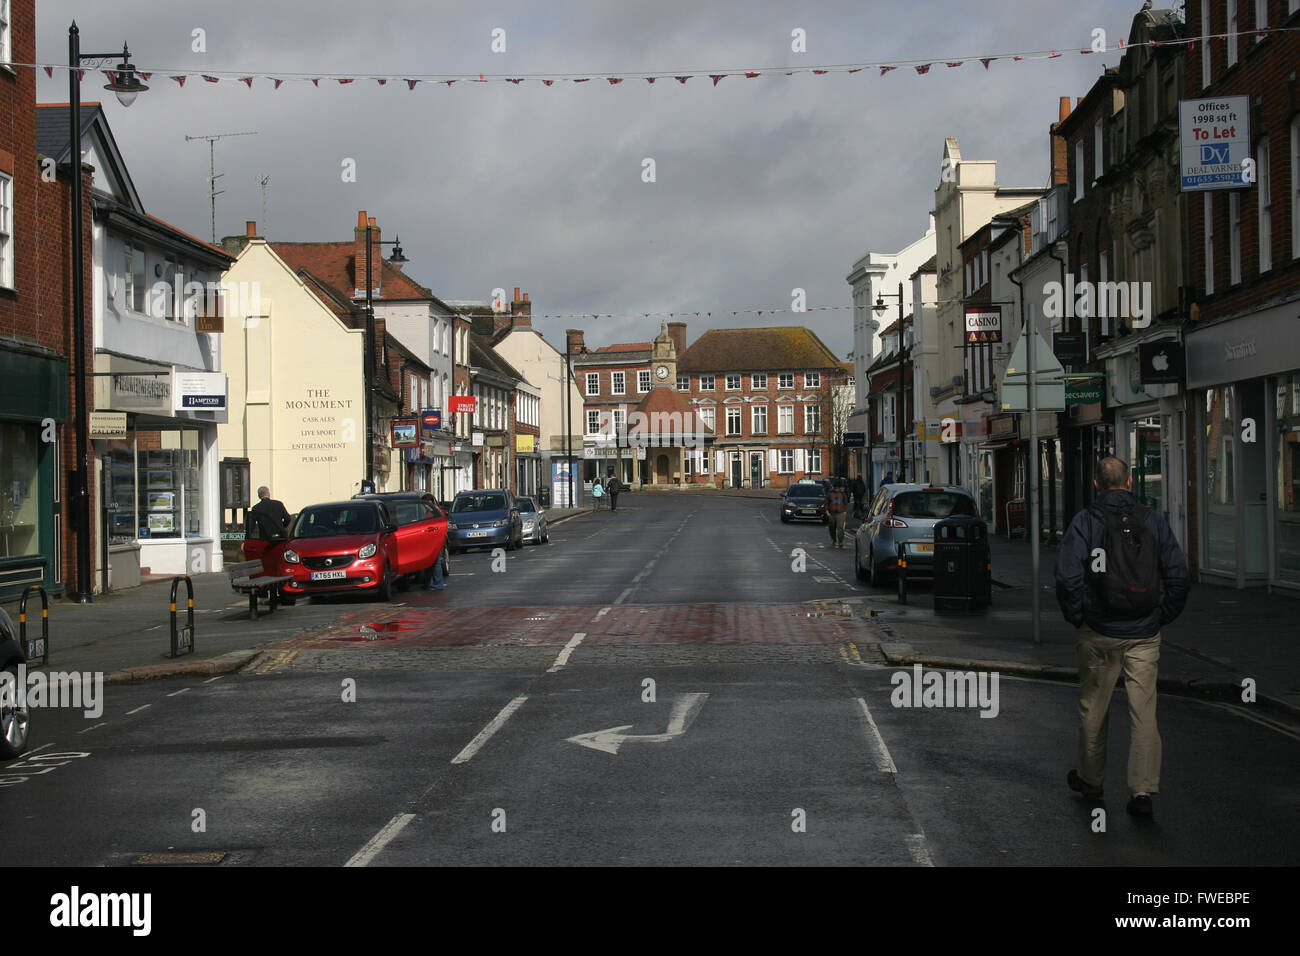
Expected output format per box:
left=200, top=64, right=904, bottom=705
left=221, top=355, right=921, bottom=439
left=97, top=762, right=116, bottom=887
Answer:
left=3, top=493, right=1297, bottom=866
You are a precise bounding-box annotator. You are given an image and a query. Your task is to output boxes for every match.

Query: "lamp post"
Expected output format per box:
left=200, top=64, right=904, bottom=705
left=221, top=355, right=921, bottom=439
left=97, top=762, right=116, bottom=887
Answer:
left=874, top=282, right=905, bottom=482
left=362, top=224, right=407, bottom=488
left=68, top=23, right=147, bottom=602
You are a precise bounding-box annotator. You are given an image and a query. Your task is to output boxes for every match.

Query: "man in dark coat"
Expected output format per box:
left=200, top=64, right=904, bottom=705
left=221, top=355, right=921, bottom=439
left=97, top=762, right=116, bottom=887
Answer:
left=606, top=469, right=622, bottom=512
left=1054, top=457, right=1189, bottom=818
left=251, top=485, right=291, bottom=530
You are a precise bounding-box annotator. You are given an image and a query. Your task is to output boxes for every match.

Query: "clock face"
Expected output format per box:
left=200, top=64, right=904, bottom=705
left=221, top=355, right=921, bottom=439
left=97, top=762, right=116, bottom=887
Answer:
left=656, top=365, right=669, bottom=379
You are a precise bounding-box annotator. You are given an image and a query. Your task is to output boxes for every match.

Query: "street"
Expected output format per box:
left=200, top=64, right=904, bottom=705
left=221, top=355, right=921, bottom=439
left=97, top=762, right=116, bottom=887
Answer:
left=3, top=493, right=1297, bottom=867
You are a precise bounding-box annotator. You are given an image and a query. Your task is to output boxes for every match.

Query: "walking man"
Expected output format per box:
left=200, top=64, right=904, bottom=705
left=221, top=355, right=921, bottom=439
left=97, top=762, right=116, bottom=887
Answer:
left=251, top=485, right=291, bottom=530
left=850, top=475, right=867, bottom=519
left=1055, top=457, right=1189, bottom=818
left=826, top=478, right=849, bottom=548
left=606, top=469, right=621, bottom=512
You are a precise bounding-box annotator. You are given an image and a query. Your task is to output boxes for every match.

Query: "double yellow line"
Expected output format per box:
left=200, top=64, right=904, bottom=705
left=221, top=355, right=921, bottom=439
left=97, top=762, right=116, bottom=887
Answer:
left=838, top=641, right=865, bottom=665
left=253, top=649, right=299, bottom=674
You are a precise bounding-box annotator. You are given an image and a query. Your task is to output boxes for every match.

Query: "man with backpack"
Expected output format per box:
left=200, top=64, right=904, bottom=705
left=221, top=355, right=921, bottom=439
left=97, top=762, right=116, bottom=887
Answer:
left=826, top=478, right=849, bottom=548
left=606, top=469, right=622, bottom=512
left=1054, top=457, right=1189, bottom=819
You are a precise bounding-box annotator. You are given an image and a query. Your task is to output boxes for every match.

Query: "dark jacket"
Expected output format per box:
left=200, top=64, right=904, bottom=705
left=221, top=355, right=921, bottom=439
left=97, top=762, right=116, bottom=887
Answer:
left=251, top=496, right=291, bottom=529
left=1054, top=489, right=1190, bottom=638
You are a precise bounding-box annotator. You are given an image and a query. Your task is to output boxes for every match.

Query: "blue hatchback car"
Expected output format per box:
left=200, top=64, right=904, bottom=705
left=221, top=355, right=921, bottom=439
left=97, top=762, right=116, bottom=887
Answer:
left=447, top=489, right=524, bottom=553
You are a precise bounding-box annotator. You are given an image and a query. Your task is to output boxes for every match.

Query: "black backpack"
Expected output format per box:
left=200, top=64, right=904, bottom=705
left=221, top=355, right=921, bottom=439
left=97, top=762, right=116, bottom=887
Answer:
left=1090, top=503, right=1161, bottom=614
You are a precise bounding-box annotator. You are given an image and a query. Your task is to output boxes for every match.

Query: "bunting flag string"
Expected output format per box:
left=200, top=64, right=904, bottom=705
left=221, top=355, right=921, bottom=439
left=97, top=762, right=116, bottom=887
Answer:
left=14, top=27, right=1295, bottom=92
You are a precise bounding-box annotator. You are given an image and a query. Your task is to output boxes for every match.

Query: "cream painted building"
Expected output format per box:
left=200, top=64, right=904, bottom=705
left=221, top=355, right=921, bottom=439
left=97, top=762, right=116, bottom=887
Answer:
left=217, top=239, right=367, bottom=514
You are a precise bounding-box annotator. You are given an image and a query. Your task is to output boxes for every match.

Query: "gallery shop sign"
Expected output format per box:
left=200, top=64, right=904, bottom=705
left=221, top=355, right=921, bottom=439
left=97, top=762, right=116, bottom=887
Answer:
left=1186, top=301, right=1300, bottom=389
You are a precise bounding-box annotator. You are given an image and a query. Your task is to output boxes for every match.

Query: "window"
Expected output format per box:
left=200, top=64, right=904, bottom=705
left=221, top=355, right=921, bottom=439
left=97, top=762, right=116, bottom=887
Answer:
left=778, top=373, right=794, bottom=389
left=586, top=409, right=601, bottom=435
left=1258, top=136, right=1272, bottom=273
left=1293, top=117, right=1300, bottom=259
left=1229, top=192, right=1242, bottom=284
left=804, top=404, right=821, bottom=435
left=778, top=450, right=794, bottom=474
left=752, top=373, right=767, bottom=389
left=612, top=408, right=626, bottom=436
left=1201, top=0, right=1212, bottom=84
left=0, top=172, right=11, bottom=288
left=884, top=394, right=897, bottom=439
left=699, top=374, right=715, bottom=390
left=1227, top=1, right=1238, bottom=68
left=725, top=407, right=741, bottom=436
left=698, top=406, right=715, bottom=432
left=585, top=372, right=600, bottom=396
left=807, top=448, right=822, bottom=475
left=725, top=374, right=741, bottom=390
left=124, top=244, right=147, bottom=313
left=752, top=405, right=768, bottom=434
left=611, top=371, right=625, bottom=396
left=0, top=0, right=9, bottom=68
left=804, top=372, right=820, bottom=388
left=1075, top=140, right=1085, bottom=200
left=1094, top=118, right=1104, bottom=177
left=1255, top=0, right=1266, bottom=40
left=637, top=369, right=651, bottom=393
left=676, top=374, right=689, bottom=390
left=778, top=405, right=794, bottom=434
left=1204, top=193, right=1216, bottom=295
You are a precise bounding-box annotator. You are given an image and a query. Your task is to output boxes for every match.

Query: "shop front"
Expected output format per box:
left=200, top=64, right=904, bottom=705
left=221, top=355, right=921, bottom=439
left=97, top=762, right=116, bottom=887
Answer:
left=0, top=344, right=68, bottom=601
left=94, top=355, right=224, bottom=580
left=1187, top=304, right=1300, bottom=590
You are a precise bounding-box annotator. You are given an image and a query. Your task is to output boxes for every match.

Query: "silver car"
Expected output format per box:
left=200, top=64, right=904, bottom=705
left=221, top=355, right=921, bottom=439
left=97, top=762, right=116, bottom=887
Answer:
left=854, top=484, right=978, bottom=587
left=516, top=496, right=549, bottom=545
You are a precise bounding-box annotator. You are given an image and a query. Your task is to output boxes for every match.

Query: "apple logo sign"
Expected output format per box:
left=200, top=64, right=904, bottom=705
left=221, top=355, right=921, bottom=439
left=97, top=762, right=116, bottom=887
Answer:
left=1151, top=350, right=1169, bottom=372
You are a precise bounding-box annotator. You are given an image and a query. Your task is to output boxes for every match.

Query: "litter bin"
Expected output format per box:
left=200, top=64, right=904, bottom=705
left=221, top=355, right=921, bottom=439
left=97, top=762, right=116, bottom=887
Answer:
left=932, top=515, right=991, bottom=610
left=539, top=485, right=551, bottom=508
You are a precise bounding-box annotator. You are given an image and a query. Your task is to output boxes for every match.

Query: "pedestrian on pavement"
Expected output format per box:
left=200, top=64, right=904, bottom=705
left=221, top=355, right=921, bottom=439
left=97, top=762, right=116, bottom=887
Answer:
left=606, top=469, right=621, bottom=512
left=881, top=471, right=894, bottom=486
left=251, top=486, right=291, bottom=529
left=592, top=477, right=604, bottom=511
left=851, top=475, right=866, bottom=518
left=827, top=478, right=849, bottom=548
left=427, top=544, right=448, bottom=590
left=1055, top=456, right=1189, bottom=819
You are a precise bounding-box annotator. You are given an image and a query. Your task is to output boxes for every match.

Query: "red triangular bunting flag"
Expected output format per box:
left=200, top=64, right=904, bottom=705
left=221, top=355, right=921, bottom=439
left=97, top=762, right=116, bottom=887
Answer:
left=1049, top=50, right=1061, bottom=58
left=542, top=79, right=554, bottom=86
left=946, top=61, right=963, bottom=68
left=103, top=70, right=117, bottom=84
left=914, top=63, right=931, bottom=74
left=710, top=74, right=725, bottom=85
left=507, top=78, right=523, bottom=84
left=880, top=65, right=896, bottom=75
left=202, top=75, right=220, bottom=83
left=171, top=75, right=186, bottom=86
left=848, top=68, right=862, bottom=73
left=76, top=69, right=85, bottom=81
left=138, top=72, right=152, bottom=81
left=337, top=78, right=353, bottom=84
left=574, top=77, right=590, bottom=83
left=1013, top=56, right=1022, bottom=61
left=376, top=78, right=387, bottom=85
left=43, top=66, right=53, bottom=78
left=274, top=78, right=284, bottom=89
left=745, top=71, right=760, bottom=78
left=443, top=80, right=455, bottom=86
left=607, top=77, right=622, bottom=84
left=676, top=76, right=691, bottom=84
left=813, top=69, right=828, bottom=75
left=311, top=78, right=320, bottom=86
left=240, top=77, right=254, bottom=87
left=405, top=79, right=417, bottom=89
left=1081, top=48, right=1093, bottom=54
left=645, top=77, right=655, bottom=83
left=981, top=57, right=995, bottom=69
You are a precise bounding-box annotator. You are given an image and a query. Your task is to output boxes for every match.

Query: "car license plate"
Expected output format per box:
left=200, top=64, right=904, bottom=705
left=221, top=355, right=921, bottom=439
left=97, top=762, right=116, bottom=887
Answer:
left=800, top=510, right=817, bottom=515
left=310, top=570, right=347, bottom=580
left=467, top=530, right=489, bottom=537
left=913, top=543, right=934, bottom=553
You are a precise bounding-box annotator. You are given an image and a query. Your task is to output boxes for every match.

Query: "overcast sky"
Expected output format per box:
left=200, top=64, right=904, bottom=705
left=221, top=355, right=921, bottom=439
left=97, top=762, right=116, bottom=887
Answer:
left=36, top=0, right=1162, bottom=360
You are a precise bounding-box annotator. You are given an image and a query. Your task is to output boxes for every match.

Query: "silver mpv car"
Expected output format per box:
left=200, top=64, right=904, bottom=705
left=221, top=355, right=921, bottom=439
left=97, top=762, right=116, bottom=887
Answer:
left=854, top=484, right=978, bottom=587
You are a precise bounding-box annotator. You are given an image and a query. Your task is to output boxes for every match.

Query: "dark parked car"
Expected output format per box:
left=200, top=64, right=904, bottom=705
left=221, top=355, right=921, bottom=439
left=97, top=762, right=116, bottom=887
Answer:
left=854, top=484, right=978, bottom=587
left=278, top=499, right=443, bottom=601
left=447, top=489, right=523, bottom=553
left=780, top=482, right=829, bottom=523
left=0, top=607, right=29, bottom=759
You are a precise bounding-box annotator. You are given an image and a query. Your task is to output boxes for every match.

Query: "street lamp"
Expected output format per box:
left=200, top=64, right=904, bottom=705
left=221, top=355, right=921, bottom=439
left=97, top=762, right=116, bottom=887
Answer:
left=873, top=282, right=906, bottom=482
left=362, top=224, right=406, bottom=488
left=68, top=22, right=147, bottom=602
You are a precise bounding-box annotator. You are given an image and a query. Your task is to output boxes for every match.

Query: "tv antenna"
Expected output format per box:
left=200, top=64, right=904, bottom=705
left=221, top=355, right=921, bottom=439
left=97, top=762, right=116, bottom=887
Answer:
left=256, top=174, right=271, bottom=238
left=184, top=130, right=258, bottom=243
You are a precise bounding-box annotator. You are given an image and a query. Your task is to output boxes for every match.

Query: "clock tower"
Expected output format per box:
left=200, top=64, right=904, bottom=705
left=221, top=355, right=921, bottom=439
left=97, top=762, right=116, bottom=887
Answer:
left=651, top=322, right=677, bottom=388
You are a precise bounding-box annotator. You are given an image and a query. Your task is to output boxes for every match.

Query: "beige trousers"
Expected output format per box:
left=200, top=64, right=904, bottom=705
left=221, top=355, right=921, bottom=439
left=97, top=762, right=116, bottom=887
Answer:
left=1075, top=625, right=1162, bottom=794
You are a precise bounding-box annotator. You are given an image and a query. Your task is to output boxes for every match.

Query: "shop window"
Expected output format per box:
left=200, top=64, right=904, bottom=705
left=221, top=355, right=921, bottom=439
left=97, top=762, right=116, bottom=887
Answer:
left=0, top=422, right=40, bottom=558
left=131, top=428, right=203, bottom=539
left=1203, top=386, right=1236, bottom=572
left=1275, top=374, right=1300, bottom=583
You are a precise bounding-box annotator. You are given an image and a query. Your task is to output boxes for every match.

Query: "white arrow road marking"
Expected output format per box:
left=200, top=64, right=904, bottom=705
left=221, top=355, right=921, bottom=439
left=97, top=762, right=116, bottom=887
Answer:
left=567, top=693, right=709, bottom=755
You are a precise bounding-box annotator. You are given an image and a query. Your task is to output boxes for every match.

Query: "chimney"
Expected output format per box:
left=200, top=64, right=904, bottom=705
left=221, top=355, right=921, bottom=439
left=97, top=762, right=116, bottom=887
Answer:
left=514, top=291, right=532, bottom=328
left=246, top=221, right=258, bottom=237
left=666, top=321, right=687, bottom=358
left=1050, top=96, right=1071, bottom=187
left=221, top=221, right=260, bottom=256
left=566, top=328, right=586, bottom=355
left=354, top=210, right=383, bottom=299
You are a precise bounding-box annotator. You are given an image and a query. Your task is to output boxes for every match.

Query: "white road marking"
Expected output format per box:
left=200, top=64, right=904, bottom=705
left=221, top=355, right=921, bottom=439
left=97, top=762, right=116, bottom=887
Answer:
left=76, top=722, right=107, bottom=735
left=167, top=687, right=191, bottom=697
left=203, top=675, right=225, bottom=684
left=592, top=607, right=611, bottom=621
left=125, top=705, right=151, bottom=715
left=904, top=833, right=935, bottom=867
left=26, top=742, right=55, bottom=755
left=614, top=587, right=634, bottom=605
left=548, top=633, right=587, bottom=673
left=567, top=693, right=709, bottom=755
left=345, top=812, right=415, bottom=868
left=855, top=697, right=897, bottom=773
left=451, top=695, right=528, bottom=764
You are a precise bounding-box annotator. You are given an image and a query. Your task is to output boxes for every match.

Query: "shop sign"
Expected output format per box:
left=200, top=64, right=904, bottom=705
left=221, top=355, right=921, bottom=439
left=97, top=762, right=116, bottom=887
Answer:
left=1178, top=96, right=1251, bottom=191
left=516, top=434, right=536, bottom=453
left=1065, top=379, right=1104, bottom=406
left=89, top=411, right=128, bottom=439
left=449, top=396, right=476, bottom=415
left=1139, top=342, right=1185, bottom=386
left=964, top=306, right=1002, bottom=343
left=391, top=418, right=419, bottom=448
left=990, top=415, right=1018, bottom=438
left=97, top=355, right=172, bottom=414
left=172, top=371, right=227, bottom=411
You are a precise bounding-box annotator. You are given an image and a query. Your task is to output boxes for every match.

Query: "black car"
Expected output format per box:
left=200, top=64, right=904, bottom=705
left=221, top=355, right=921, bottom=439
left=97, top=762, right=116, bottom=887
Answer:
left=780, top=482, right=829, bottom=523
left=0, top=607, right=30, bottom=759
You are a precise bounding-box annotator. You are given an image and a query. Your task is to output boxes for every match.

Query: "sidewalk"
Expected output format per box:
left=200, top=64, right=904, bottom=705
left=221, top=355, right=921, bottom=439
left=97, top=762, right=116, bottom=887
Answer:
left=870, top=530, right=1300, bottom=719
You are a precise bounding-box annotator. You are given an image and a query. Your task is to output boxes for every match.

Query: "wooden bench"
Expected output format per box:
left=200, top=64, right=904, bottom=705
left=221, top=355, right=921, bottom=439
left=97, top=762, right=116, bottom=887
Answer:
left=227, top=559, right=294, bottom=620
